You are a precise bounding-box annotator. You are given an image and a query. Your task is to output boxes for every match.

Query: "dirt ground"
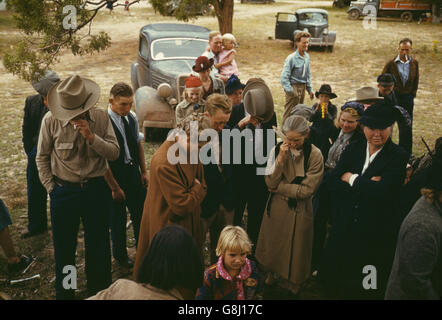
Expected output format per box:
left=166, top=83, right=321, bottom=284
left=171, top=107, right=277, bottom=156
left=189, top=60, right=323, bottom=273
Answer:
left=0, top=0, right=441, bottom=300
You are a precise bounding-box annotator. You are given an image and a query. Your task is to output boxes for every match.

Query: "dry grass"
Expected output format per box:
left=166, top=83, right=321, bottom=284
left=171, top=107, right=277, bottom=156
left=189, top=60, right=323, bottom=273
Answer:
left=0, top=1, right=441, bottom=299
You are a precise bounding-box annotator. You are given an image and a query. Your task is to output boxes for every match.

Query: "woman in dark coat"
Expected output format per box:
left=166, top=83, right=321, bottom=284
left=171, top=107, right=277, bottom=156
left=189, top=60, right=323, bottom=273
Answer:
left=318, top=102, right=409, bottom=299
left=311, top=102, right=366, bottom=272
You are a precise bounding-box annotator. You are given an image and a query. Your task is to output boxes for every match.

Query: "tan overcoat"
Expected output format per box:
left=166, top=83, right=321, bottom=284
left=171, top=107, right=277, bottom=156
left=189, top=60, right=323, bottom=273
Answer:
left=133, top=140, right=207, bottom=277
left=255, top=143, right=324, bottom=286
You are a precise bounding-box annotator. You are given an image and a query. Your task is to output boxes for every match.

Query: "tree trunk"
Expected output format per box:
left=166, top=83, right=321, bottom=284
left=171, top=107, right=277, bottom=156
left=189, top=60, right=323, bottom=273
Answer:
left=432, top=2, right=440, bottom=24
left=213, top=0, right=234, bottom=34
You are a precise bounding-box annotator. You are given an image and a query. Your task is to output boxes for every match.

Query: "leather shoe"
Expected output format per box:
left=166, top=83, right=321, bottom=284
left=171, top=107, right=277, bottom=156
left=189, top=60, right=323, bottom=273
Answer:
left=21, top=229, right=47, bottom=239
left=116, top=258, right=134, bottom=268
left=8, top=255, right=34, bottom=274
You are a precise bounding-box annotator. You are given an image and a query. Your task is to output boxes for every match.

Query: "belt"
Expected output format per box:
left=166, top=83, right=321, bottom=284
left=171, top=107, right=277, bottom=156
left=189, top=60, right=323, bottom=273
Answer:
left=54, top=176, right=103, bottom=188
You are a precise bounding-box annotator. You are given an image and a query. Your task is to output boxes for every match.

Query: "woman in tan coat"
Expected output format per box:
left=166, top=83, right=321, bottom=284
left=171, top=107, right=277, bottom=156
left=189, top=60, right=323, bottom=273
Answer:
left=255, top=115, right=324, bottom=296
left=133, top=114, right=209, bottom=278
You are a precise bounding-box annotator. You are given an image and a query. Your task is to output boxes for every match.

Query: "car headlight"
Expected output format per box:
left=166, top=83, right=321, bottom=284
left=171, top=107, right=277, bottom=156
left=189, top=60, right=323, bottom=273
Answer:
left=323, top=28, right=329, bottom=35
left=157, top=83, right=172, bottom=98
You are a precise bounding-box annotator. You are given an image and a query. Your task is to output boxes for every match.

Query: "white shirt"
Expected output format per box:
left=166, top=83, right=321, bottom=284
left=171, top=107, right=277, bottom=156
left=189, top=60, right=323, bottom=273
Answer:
left=348, top=142, right=383, bottom=187
left=107, top=108, right=143, bottom=164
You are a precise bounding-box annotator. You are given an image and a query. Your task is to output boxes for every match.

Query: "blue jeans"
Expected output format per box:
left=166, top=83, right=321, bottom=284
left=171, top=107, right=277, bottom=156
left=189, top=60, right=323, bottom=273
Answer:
left=110, top=165, right=146, bottom=262
left=50, top=178, right=112, bottom=299
left=26, top=146, right=48, bottom=233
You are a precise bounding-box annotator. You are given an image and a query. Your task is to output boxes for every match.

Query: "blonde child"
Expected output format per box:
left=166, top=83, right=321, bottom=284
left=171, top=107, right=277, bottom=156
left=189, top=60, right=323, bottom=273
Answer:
left=216, top=33, right=239, bottom=80
left=196, top=226, right=263, bottom=300
left=175, top=75, right=205, bottom=125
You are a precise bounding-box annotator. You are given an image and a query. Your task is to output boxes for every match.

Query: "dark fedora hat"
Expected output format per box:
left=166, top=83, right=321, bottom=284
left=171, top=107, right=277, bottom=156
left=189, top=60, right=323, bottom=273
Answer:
left=315, top=84, right=337, bottom=99
left=225, top=74, right=246, bottom=95
left=192, top=56, right=214, bottom=72
left=358, top=101, right=395, bottom=129
left=377, top=73, right=396, bottom=87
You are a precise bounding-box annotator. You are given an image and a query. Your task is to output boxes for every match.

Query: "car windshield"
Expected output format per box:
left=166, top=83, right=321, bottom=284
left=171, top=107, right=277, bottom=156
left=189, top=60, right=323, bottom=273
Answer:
left=151, top=38, right=208, bottom=60
left=299, top=12, right=327, bottom=24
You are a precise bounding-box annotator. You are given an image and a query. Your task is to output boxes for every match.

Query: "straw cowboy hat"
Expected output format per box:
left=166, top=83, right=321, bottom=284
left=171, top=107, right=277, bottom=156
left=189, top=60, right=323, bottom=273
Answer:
left=350, top=86, right=384, bottom=103
left=242, top=78, right=274, bottom=123
left=47, top=75, right=100, bottom=121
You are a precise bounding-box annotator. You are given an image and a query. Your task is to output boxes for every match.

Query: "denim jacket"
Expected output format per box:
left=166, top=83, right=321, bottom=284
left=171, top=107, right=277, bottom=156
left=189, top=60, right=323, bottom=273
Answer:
left=280, top=50, right=312, bottom=94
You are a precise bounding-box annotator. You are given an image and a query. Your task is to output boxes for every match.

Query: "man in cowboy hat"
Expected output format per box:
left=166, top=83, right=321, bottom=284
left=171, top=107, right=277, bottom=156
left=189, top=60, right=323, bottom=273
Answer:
left=225, top=78, right=277, bottom=251
left=36, top=74, right=119, bottom=299
left=352, top=86, right=384, bottom=109
left=281, top=31, right=315, bottom=121
left=22, top=70, right=60, bottom=239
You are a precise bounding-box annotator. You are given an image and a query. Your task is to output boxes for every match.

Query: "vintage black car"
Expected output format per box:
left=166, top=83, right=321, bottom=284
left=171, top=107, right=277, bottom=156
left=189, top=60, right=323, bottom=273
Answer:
left=131, top=23, right=209, bottom=136
left=275, top=8, right=336, bottom=51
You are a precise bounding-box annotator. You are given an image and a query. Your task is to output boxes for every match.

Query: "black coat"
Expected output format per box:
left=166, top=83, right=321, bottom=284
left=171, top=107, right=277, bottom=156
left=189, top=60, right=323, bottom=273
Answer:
left=310, top=102, right=339, bottom=162
left=22, top=94, right=48, bottom=154
left=319, top=138, right=408, bottom=298
left=225, top=102, right=277, bottom=168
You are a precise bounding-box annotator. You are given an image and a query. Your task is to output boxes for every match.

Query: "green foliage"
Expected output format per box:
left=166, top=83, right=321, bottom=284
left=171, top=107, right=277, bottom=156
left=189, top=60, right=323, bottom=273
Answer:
left=150, top=0, right=213, bottom=20
left=3, top=0, right=111, bottom=81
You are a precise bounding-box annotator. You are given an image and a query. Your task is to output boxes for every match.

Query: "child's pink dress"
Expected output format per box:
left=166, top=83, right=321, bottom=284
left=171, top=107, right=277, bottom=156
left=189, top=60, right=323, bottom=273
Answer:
left=218, top=49, right=239, bottom=78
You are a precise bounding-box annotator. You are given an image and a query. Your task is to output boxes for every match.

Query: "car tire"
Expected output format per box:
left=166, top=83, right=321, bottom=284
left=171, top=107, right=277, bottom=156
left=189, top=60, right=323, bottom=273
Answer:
left=348, top=9, right=360, bottom=20
left=400, top=11, right=413, bottom=22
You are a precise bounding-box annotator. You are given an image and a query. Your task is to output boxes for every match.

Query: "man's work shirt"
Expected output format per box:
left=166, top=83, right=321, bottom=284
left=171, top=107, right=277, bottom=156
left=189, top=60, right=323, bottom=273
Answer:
left=395, top=54, right=410, bottom=86
left=280, top=50, right=312, bottom=94
left=36, top=107, right=120, bottom=193
left=107, top=108, right=143, bottom=164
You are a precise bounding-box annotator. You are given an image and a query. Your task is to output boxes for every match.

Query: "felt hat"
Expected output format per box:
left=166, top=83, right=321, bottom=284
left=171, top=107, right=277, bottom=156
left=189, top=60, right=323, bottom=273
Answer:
left=350, top=86, right=384, bottom=103
left=32, top=70, right=60, bottom=97
left=315, top=84, right=337, bottom=99
left=242, top=78, right=274, bottom=123
left=47, top=74, right=100, bottom=121
left=377, top=73, right=396, bottom=87
left=192, top=56, right=214, bottom=73
left=225, top=74, right=246, bottom=95
left=358, top=101, right=395, bottom=129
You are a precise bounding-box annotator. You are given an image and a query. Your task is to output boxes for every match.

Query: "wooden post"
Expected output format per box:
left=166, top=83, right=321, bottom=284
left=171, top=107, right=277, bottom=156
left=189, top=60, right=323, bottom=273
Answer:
left=432, top=2, right=440, bottom=23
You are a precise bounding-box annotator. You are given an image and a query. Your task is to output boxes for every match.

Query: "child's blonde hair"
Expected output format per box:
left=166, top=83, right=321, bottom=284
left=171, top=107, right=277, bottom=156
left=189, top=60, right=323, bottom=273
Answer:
left=222, top=33, right=237, bottom=47
left=216, top=226, right=252, bottom=257
left=182, top=86, right=203, bottom=101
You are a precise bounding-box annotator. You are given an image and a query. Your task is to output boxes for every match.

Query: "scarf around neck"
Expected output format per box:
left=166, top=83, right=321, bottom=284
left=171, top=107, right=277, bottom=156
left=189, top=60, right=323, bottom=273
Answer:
left=216, top=256, right=252, bottom=300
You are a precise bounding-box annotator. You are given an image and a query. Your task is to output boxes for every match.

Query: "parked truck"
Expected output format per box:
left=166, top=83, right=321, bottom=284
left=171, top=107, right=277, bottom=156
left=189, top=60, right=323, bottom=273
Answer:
left=348, top=0, right=432, bottom=21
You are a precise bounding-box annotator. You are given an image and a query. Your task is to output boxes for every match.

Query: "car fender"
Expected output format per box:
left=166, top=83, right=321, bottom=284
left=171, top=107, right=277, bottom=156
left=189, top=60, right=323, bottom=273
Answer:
left=327, top=31, right=336, bottom=44
left=134, top=86, right=176, bottom=129
left=131, top=62, right=140, bottom=92
left=347, top=6, right=362, bottom=15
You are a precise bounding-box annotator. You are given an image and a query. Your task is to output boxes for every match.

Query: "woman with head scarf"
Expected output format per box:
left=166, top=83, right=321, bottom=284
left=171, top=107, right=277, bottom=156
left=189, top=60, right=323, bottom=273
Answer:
left=318, top=102, right=409, bottom=299
left=255, top=115, right=324, bottom=296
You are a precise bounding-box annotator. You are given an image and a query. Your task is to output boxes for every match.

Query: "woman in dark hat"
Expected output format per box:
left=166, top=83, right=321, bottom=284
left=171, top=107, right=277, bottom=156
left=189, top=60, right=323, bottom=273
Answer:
left=318, top=101, right=409, bottom=299
left=225, top=74, right=246, bottom=107
left=310, top=84, right=339, bottom=162
left=193, top=56, right=225, bottom=100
